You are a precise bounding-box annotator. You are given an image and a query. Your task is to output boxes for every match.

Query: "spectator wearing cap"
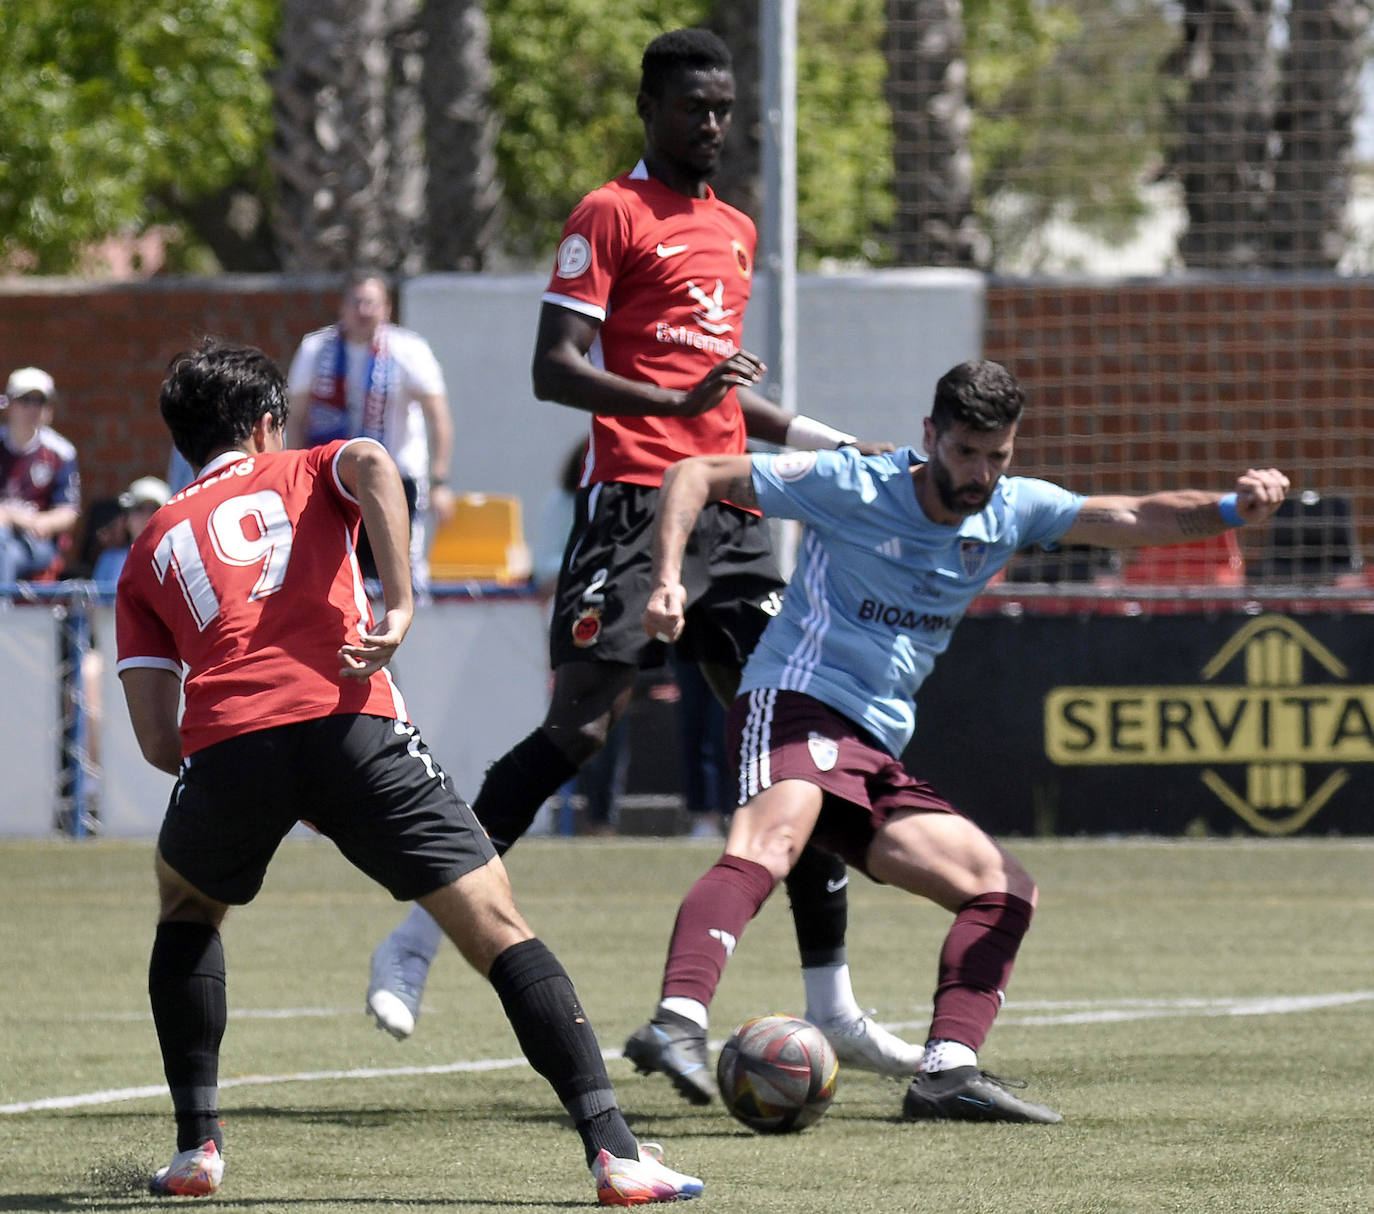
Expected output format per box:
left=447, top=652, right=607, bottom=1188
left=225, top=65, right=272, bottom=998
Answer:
left=0, top=367, right=81, bottom=585
left=90, top=476, right=171, bottom=589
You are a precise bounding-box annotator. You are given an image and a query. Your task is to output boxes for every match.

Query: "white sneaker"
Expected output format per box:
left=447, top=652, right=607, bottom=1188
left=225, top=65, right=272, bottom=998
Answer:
left=366, top=934, right=432, bottom=1040
left=150, top=1139, right=224, bottom=1196
left=592, top=1141, right=703, bottom=1205
left=806, top=1009, right=923, bottom=1077
left=687, top=814, right=723, bottom=839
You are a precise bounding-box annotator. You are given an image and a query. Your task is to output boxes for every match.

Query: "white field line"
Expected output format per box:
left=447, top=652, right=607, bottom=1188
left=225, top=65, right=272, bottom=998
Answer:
left=4, top=990, right=1370, bottom=1116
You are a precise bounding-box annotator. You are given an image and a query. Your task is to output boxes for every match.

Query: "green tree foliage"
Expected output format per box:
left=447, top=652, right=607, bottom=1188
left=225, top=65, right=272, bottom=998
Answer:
left=797, top=0, right=893, bottom=265
left=0, top=0, right=1268, bottom=275
left=965, top=0, right=1181, bottom=269
left=487, top=0, right=712, bottom=260
left=0, top=0, right=275, bottom=273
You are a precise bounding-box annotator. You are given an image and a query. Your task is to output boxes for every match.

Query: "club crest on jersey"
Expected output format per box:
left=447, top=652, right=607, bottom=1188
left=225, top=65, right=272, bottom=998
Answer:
left=28, top=462, right=53, bottom=489
left=571, top=606, right=602, bottom=648
left=959, top=539, right=989, bottom=578
left=807, top=732, right=839, bottom=772
left=555, top=233, right=591, bottom=278
left=731, top=238, right=752, bottom=279
left=772, top=451, right=817, bottom=482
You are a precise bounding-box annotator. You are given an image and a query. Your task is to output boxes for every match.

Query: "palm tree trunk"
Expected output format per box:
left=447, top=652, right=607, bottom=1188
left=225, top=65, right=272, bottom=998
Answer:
left=1266, top=0, right=1370, bottom=269
left=1166, top=0, right=1275, bottom=270
left=885, top=0, right=982, bottom=267
left=421, top=0, right=503, bottom=270
left=271, top=0, right=407, bottom=272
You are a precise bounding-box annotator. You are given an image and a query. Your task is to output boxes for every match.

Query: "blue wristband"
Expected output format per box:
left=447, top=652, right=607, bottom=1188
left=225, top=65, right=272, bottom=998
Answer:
left=1217, top=493, right=1245, bottom=527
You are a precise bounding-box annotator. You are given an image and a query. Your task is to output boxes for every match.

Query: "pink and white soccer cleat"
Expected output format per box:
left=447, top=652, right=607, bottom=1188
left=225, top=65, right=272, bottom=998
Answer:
left=592, top=1141, right=703, bottom=1205
left=150, top=1139, right=224, bottom=1197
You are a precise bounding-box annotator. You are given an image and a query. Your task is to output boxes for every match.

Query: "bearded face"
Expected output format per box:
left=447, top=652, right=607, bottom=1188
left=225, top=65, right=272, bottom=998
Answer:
left=925, top=423, right=1016, bottom=518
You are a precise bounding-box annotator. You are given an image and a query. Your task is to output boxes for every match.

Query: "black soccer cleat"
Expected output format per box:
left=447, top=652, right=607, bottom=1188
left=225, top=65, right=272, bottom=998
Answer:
left=623, top=1010, right=715, bottom=1106
left=902, top=1065, right=1063, bottom=1124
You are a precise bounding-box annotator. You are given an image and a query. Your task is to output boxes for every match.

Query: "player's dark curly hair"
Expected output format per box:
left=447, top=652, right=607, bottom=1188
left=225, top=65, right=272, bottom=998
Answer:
left=931, top=359, right=1025, bottom=434
left=160, top=337, right=289, bottom=469
left=640, top=28, right=732, bottom=98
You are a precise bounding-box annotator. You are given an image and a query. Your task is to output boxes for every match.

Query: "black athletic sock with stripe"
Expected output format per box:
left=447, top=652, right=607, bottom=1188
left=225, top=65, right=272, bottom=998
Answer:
left=786, top=843, right=849, bottom=968
left=487, top=938, right=638, bottom=1167
left=148, top=921, right=226, bottom=1153
left=470, top=728, right=578, bottom=855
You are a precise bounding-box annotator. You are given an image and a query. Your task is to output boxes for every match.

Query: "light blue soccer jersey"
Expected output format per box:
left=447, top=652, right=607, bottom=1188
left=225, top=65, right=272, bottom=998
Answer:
left=738, top=445, right=1086, bottom=757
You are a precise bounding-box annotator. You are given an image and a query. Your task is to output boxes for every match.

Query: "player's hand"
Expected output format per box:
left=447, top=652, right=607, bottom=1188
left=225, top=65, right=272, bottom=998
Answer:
left=1233, top=468, right=1290, bottom=524
left=429, top=483, right=456, bottom=528
left=847, top=439, right=896, bottom=456
left=644, top=581, right=687, bottom=644
left=676, top=351, right=767, bottom=417
left=338, top=611, right=410, bottom=680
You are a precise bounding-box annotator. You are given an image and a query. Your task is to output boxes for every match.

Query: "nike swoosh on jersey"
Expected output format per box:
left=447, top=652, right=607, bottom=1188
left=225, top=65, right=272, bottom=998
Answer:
left=656, top=243, right=689, bottom=257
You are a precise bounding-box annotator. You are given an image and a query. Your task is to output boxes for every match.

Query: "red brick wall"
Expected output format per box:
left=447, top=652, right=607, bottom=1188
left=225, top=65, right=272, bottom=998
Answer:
left=983, top=278, right=1374, bottom=559
left=4, top=273, right=1371, bottom=559
left=1, top=276, right=339, bottom=502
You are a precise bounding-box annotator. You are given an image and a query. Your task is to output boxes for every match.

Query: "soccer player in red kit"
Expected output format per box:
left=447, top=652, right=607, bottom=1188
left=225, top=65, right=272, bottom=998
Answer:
left=365, top=26, right=922, bottom=1101
left=116, top=339, right=702, bottom=1205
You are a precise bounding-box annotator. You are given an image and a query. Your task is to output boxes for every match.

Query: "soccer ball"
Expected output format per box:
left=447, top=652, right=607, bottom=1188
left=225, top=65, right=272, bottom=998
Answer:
left=715, top=1014, right=838, bottom=1133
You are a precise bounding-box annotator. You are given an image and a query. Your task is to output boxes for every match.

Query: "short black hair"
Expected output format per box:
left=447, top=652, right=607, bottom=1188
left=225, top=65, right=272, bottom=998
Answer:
left=159, top=337, right=289, bottom=469
left=640, top=28, right=732, bottom=99
left=931, top=360, right=1026, bottom=433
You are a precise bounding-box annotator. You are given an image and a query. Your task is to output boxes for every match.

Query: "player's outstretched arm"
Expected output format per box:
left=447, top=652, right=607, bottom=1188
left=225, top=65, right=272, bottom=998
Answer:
left=335, top=438, right=415, bottom=680
left=1061, top=467, right=1290, bottom=549
left=645, top=454, right=758, bottom=643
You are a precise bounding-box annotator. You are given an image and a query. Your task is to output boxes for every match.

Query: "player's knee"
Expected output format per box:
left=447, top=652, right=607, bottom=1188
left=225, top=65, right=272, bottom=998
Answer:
left=1001, top=856, right=1038, bottom=906
left=541, top=719, right=609, bottom=767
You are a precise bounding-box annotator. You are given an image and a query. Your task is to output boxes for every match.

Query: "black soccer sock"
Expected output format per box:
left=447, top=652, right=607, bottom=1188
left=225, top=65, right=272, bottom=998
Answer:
left=487, top=938, right=638, bottom=1167
left=785, top=844, right=849, bottom=969
left=148, top=921, right=226, bottom=1153
left=471, top=728, right=578, bottom=855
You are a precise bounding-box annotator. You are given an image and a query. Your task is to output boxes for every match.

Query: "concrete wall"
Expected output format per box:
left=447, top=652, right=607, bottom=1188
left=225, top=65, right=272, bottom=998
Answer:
left=401, top=267, right=984, bottom=520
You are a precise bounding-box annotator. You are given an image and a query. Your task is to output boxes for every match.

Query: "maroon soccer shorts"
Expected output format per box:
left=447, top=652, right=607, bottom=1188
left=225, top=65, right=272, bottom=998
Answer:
left=725, top=688, right=959, bottom=875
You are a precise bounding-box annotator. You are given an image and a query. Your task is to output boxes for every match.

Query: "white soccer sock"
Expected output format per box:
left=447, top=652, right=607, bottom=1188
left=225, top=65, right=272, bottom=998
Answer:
left=392, top=903, right=444, bottom=959
left=921, top=1038, right=977, bottom=1073
left=658, top=997, right=709, bottom=1029
left=800, top=962, right=865, bottom=1024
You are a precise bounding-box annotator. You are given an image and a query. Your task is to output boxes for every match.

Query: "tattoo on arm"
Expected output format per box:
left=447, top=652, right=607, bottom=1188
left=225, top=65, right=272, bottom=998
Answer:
left=724, top=475, right=758, bottom=510
left=1176, top=503, right=1217, bottom=536
left=1072, top=506, right=1118, bottom=529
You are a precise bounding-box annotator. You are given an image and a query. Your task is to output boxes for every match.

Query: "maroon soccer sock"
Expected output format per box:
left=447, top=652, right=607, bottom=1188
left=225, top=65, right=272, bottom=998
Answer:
left=928, top=891, right=1035, bottom=1051
left=661, top=855, right=778, bottom=1006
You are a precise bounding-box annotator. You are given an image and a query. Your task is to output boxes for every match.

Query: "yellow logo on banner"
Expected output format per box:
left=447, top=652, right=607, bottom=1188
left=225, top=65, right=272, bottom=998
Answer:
left=1043, top=615, right=1366, bottom=835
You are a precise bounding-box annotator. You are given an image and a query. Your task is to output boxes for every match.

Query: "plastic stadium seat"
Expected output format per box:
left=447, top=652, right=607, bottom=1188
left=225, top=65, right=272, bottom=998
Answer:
left=427, top=493, right=532, bottom=585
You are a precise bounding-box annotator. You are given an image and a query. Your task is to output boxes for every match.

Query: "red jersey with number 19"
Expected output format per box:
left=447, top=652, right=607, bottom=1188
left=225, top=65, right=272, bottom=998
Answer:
left=542, top=161, right=756, bottom=488
left=115, top=439, right=408, bottom=758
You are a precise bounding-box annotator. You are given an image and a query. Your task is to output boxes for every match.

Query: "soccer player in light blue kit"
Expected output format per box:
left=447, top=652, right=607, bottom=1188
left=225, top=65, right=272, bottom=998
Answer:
left=627, top=359, right=1289, bottom=1122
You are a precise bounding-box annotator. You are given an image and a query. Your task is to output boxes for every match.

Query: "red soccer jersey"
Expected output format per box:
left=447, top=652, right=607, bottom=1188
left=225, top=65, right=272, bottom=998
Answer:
left=542, top=162, right=756, bottom=488
left=115, top=440, right=408, bottom=757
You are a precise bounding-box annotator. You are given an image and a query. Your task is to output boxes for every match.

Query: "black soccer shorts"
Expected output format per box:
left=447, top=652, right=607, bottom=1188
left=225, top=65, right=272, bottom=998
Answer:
left=548, top=480, right=785, bottom=671
left=158, top=713, right=496, bottom=905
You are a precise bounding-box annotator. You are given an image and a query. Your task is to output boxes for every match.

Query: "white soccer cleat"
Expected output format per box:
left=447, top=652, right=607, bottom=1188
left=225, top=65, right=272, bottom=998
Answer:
left=592, top=1142, right=704, bottom=1205
left=150, top=1139, right=224, bottom=1197
left=806, top=1009, right=923, bottom=1078
left=366, top=934, right=432, bottom=1040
